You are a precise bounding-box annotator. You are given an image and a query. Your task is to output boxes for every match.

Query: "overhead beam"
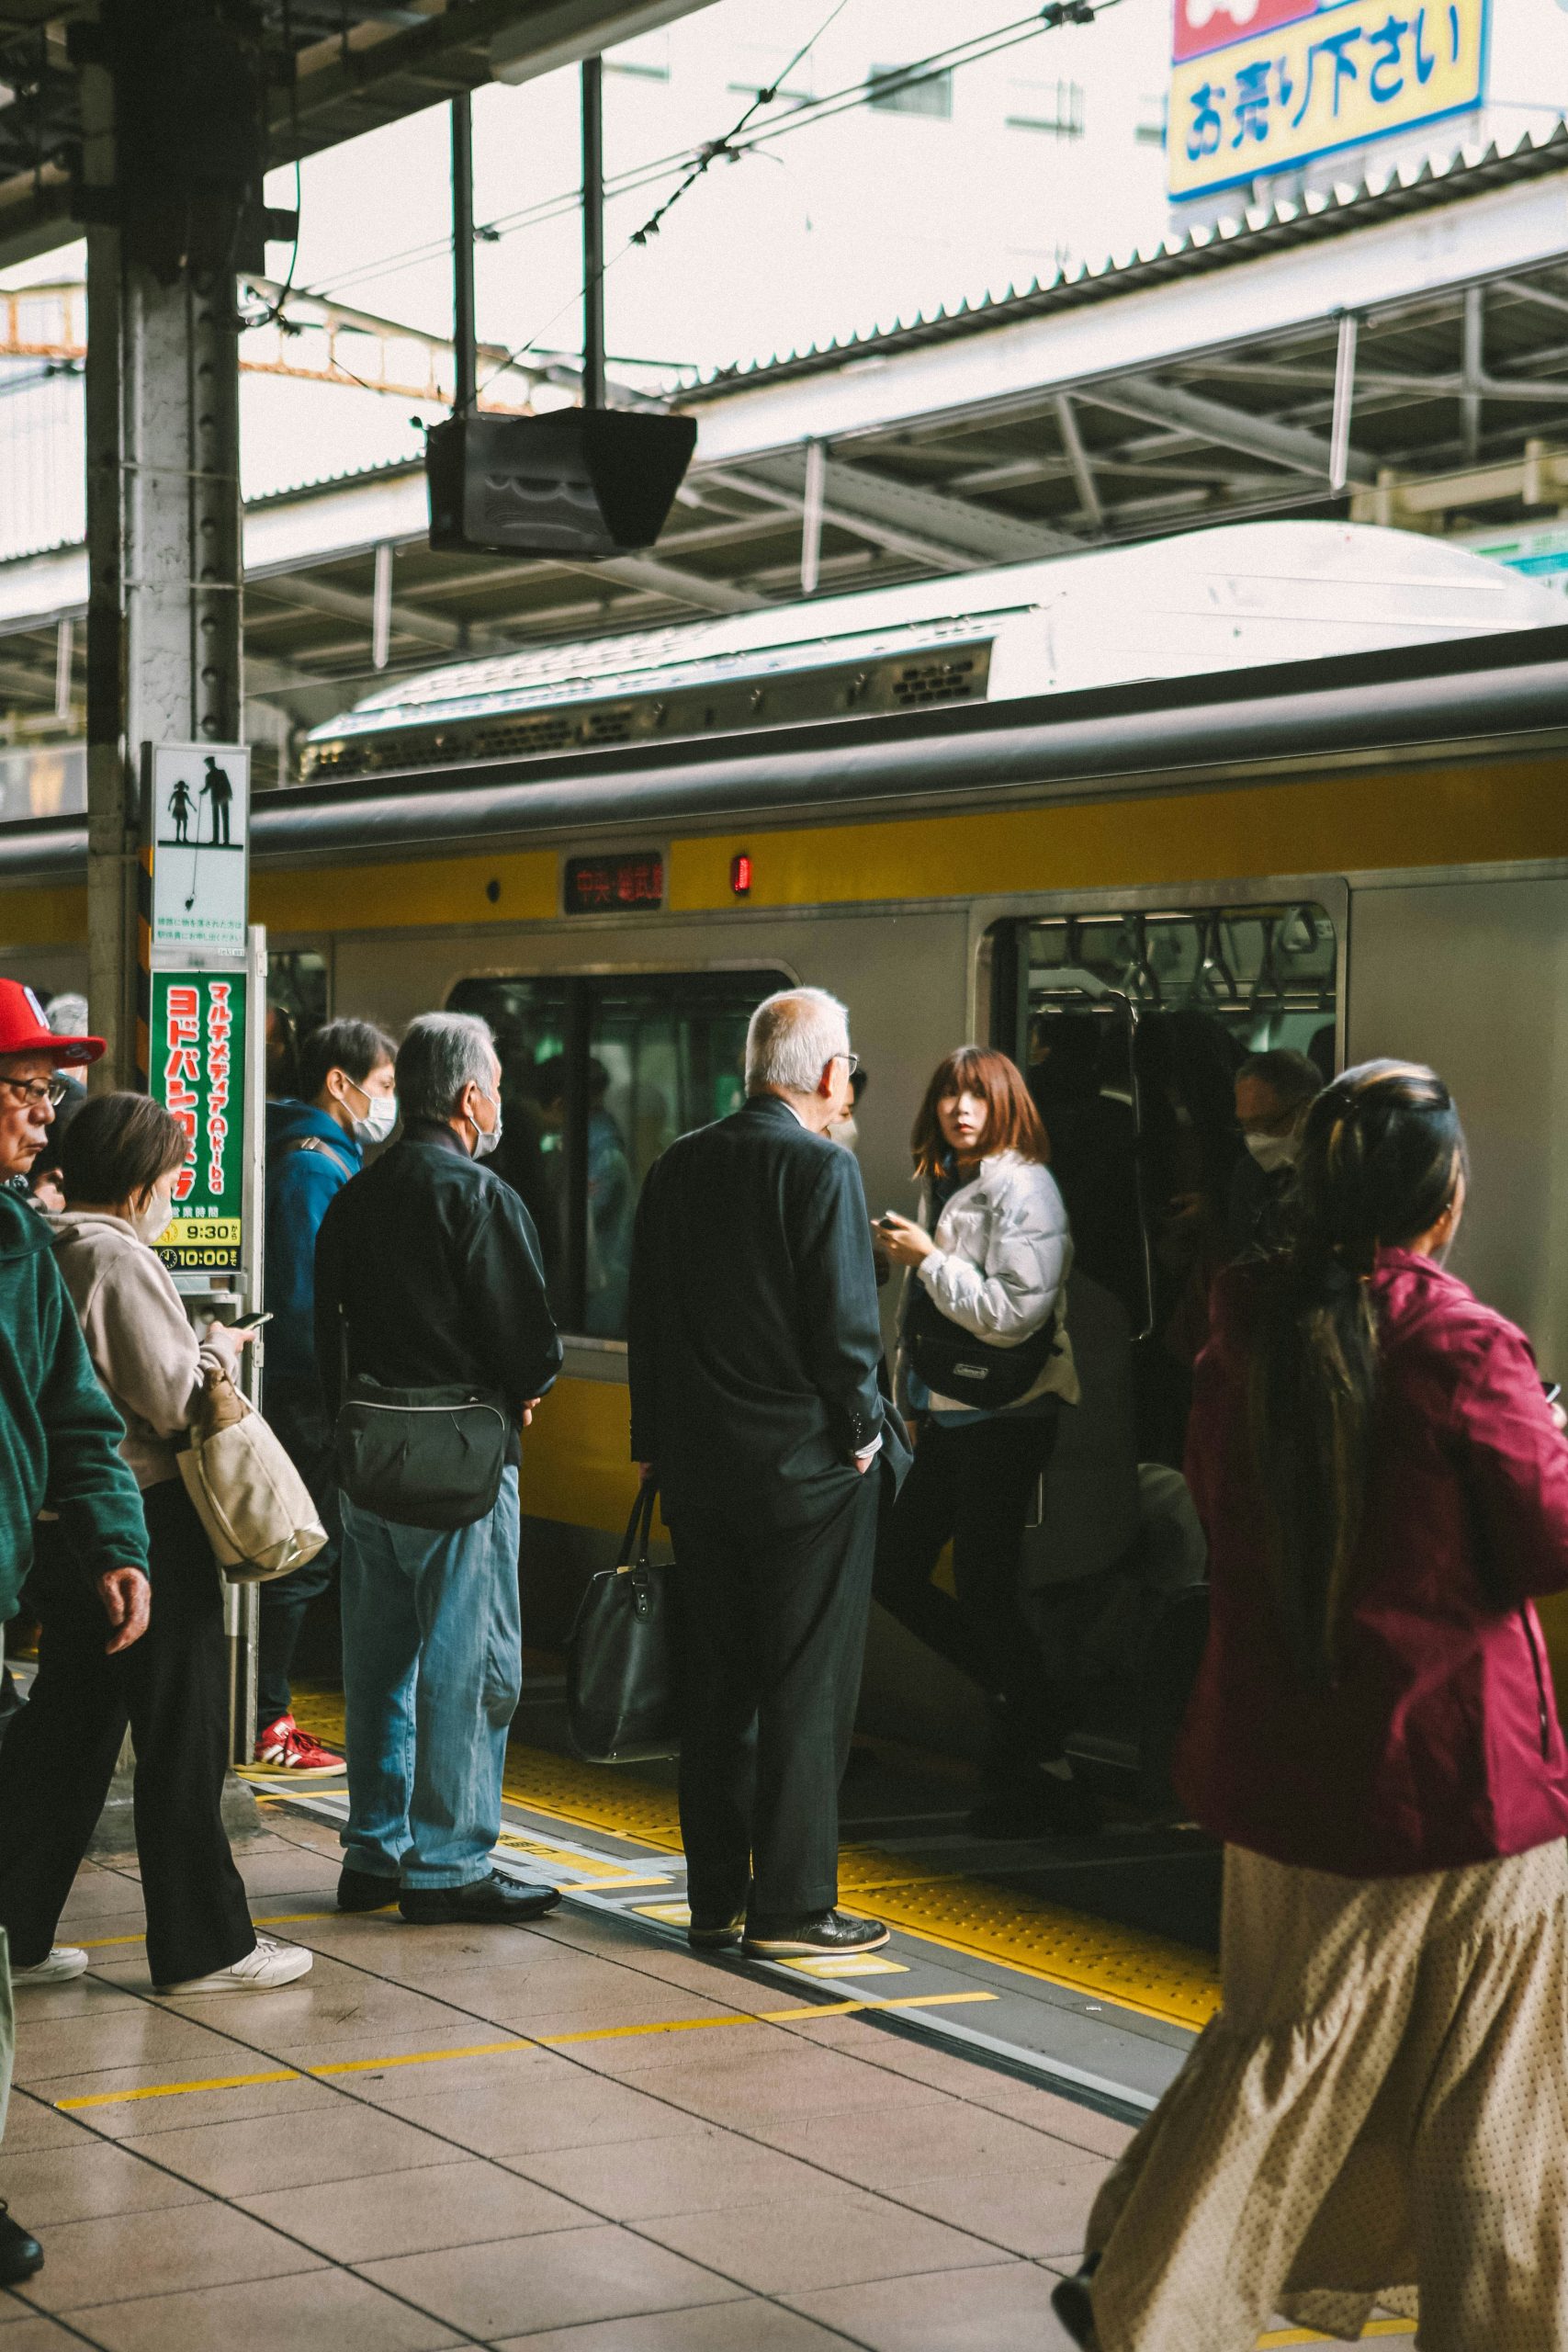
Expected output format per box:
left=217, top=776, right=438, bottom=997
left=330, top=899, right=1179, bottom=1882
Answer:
left=1080, top=375, right=1374, bottom=485
left=248, top=571, right=517, bottom=655
left=557, top=555, right=765, bottom=613
left=490, top=0, right=721, bottom=84
left=1053, top=394, right=1103, bottom=532
left=740, top=450, right=1078, bottom=565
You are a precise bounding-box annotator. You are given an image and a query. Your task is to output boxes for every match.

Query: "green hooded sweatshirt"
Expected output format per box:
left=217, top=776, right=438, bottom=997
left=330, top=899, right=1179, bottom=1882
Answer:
left=0, top=1189, right=149, bottom=1617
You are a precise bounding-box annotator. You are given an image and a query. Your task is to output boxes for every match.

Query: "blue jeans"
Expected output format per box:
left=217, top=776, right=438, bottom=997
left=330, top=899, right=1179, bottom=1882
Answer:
left=338, top=1467, right=522, bottom=1890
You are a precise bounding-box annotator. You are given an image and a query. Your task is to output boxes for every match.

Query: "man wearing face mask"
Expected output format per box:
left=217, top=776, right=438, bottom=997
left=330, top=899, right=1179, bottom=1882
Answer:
left=315, top=1013, right=563, bottom=1925
left=1227, top=1048, right=1322, bottom=1261
left=257, top=1019, right=398, bottom=1771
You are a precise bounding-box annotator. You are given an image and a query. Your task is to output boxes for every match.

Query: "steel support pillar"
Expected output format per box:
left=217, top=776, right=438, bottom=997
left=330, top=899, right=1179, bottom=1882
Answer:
left=82, top=149, right=242, bottom=1083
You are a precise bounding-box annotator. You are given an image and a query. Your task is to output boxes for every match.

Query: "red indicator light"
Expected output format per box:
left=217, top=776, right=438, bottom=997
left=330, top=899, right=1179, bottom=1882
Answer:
left=730, top=853, right=752, bottom=897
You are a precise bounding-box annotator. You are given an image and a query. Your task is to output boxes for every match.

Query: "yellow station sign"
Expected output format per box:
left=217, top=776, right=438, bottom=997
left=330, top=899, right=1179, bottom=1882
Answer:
left=1169, top=0, right=1489, bottom=203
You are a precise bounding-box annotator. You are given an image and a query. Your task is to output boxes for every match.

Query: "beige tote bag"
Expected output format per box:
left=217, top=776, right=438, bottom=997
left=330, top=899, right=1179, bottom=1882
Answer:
left=178, top=1363, right=328, bottom=1583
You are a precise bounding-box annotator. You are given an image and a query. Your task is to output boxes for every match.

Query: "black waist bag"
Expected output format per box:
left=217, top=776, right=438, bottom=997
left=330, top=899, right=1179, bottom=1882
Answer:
left=335, top=1375, right=510, bottom=1531
left=566, top=1483, right=681, bottom=1764
left=907, top=1283, right=1056, bottom=1411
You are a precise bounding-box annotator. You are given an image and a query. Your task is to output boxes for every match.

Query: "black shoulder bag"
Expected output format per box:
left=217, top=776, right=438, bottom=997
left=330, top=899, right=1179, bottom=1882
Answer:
left=333, top=1318, right=510, bottom=1532
left=566, top=1482, right=682, bottom=1764
left=906, top=1283, right=1057, bottom=1412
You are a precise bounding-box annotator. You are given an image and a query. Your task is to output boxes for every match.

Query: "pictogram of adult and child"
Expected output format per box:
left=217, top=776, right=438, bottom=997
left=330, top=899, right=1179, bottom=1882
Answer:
left=164, top=757, right=236, bottom=848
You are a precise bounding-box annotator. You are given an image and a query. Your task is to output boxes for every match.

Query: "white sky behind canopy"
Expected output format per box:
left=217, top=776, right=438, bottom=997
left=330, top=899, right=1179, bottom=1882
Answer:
left=2, top=0, right=1568, bottom=548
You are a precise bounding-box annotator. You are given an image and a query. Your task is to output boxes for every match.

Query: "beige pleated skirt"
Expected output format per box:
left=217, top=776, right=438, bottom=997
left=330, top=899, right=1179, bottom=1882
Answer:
left=1084, top=1836, right=1568, bottom=2351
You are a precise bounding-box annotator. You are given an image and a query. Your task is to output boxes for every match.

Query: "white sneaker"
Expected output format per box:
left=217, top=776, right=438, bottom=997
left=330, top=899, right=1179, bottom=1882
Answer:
left=154, top=1935, right=313, bottom=1996
left=11, top=1946, right=89, bottom=1984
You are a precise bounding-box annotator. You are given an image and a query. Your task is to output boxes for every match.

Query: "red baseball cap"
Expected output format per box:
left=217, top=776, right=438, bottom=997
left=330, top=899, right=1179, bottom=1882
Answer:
left=0, top=978, right=105, bottom=1069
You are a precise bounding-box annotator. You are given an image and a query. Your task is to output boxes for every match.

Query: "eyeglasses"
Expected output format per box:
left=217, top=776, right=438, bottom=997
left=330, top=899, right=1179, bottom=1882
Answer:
left=0, top=1076, right=68, bottom=1110
left=830, top=1052, right=860, bottom=1079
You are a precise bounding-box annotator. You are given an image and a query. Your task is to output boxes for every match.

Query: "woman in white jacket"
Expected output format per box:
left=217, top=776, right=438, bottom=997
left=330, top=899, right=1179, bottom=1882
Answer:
left=0, top=1092, right=311, bottom=1996
left=876, top=1046, right=1096, bottom=1837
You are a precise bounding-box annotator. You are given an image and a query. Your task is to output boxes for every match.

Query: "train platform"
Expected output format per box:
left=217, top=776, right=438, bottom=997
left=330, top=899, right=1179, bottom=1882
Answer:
left=0, top=1693, right=1419, bottom=2351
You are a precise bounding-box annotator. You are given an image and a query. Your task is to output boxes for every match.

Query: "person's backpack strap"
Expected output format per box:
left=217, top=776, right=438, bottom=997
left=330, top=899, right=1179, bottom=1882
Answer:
left=275, top=1134, right=355, bottom=1184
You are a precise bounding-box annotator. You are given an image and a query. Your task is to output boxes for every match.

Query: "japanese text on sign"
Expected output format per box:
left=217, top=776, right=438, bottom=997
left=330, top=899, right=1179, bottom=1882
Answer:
left=150, top=972, right=248, bottom=1271
left=564, top=853, right=665, bottom=914
left=1168, top=0, right=1488, bottom=201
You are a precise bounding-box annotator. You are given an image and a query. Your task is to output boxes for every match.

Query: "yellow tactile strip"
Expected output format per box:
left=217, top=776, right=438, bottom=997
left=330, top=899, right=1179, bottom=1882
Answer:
left=289, top=1689, right=1222, bottom=2030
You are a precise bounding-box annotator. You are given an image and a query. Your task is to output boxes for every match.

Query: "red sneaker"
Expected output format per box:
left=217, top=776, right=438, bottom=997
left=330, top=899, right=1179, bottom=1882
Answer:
left=251, top=1713, right=345, bottom=1776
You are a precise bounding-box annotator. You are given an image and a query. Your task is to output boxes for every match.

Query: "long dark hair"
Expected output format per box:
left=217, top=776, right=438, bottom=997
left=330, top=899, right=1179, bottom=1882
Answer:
left=1248, top=1059, right=1467, bottom=1684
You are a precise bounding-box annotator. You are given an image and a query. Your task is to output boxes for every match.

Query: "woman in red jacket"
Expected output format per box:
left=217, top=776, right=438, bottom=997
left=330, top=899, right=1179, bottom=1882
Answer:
left=1055, top=1060, right=1568, bottom=2352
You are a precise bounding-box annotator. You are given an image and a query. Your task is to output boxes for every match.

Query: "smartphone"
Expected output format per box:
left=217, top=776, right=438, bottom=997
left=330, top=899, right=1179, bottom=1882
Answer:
left=231, top=1310, right=273, bottom=1331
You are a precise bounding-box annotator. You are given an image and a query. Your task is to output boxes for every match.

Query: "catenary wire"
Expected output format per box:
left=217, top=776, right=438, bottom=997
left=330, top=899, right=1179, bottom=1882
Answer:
left=292, top=1, right=1113, bottom=316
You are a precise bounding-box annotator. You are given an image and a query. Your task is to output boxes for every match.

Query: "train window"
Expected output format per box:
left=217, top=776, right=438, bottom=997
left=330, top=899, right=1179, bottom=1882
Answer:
left=447, top=969, right=787, bottom=1340
left=265, top=950, right=330, bottom=1100
left=996, top=901, right=1337, bottom=1462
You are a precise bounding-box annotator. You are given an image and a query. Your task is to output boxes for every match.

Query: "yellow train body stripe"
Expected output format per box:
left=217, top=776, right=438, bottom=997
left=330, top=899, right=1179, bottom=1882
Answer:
left=9, top=751, right=1568, bottom=952
left=520, top=1374, right=636, bottom=1532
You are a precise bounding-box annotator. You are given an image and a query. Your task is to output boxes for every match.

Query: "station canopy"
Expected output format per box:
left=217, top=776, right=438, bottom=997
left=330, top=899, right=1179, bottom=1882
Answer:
left=6, top=63, right=1568, bottom=762
left=0, top=1, right=717, bottom=267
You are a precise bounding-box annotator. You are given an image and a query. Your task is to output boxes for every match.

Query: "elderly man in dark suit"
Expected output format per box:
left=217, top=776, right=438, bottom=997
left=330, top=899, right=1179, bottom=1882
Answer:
left=628, top=986, right=909, bottom=1961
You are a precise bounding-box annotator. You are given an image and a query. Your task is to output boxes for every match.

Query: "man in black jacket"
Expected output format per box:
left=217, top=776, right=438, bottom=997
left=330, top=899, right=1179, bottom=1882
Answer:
left=628, top=986, right=909, bottom=1960
left=315, top=1012, right=563, bottom=1927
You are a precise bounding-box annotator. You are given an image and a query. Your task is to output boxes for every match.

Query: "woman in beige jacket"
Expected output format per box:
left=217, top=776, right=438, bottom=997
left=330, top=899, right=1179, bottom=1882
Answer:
left=0, top=1093, right=311, bottom=1996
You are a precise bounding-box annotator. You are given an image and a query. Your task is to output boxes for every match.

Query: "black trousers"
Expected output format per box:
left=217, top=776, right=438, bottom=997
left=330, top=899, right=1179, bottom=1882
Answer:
left=670, top=1470, right=879, bottom=1922
left=256, top=1379, right=339, bottom=1728
left=0, top=1479, right=254, bottom=1986
left=874, top=1407, right=1064, bottom=1760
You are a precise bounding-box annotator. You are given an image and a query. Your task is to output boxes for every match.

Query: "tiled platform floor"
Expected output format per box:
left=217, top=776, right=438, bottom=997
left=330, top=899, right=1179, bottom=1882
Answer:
left=0, top=1810, right=1134, bottom=2352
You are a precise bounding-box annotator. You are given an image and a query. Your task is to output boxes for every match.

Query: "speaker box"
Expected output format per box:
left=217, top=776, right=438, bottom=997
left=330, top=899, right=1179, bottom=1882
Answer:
left=426, top=410, right=698, bottom=559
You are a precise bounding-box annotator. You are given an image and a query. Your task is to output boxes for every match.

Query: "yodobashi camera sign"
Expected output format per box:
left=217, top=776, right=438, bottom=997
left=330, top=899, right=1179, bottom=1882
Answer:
left=149, top=743, right=250, bottom=959
left=148, top=971, right=246, bottom=1272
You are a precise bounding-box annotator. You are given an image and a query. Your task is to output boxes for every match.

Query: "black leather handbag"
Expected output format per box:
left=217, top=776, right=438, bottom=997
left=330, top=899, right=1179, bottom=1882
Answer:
left=566, top=1483, right=681, bottom=1765
left=335, top=1374, right=510, bottom=1531
left=906, top=1283, right=1056, bottom=1411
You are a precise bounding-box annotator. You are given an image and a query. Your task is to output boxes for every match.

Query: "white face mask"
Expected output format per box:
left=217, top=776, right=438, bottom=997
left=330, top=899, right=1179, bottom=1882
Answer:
left=1245, top=1129, right=1300, bottom=1175
left=350, top=1089, right=397, bottom=1148
left=469, top=1085, right=503, bottom=1160
left=132, top=1186, right=175, bottom=1247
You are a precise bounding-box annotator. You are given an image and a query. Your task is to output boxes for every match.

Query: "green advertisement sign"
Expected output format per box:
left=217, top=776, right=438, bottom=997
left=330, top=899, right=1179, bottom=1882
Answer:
left=149, top=971, right=247, bottom=1272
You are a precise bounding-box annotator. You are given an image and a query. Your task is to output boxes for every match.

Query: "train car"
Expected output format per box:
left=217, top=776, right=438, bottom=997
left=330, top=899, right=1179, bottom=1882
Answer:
left=7, top=516, right=1568, bottom=1783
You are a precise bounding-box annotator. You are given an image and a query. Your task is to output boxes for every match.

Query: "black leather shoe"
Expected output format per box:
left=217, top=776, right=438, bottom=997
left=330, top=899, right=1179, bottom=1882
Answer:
left=742, top=1908, right=889, bottom=1958
left=687, top=1911, right=746, bottom=1951
left=1051, top=2255, right=1101, bottom=2348
left=338, top=1865, right=399, bottom=1914
left=400, top=1871, right=561, bottom=1926
left=0, top=2203, right=42, bottom=2287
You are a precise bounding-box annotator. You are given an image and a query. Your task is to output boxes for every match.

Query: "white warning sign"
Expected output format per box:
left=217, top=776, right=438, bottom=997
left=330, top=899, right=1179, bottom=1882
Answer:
left=149, top=743, right=250, bottom=959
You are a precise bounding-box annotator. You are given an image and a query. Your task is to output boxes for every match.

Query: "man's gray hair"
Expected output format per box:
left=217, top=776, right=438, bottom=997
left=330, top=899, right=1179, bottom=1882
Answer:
left=745, top=987, right=851, bottom=1096
left=397, top=1012, right=495, bottom=1124
left=1237, top=1046, right=1321, bottom=1110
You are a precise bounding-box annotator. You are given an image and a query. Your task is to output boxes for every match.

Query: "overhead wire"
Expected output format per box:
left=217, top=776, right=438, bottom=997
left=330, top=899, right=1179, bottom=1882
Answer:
left=294, top=0, right=1116, bottom=314
left=470, top=0, right=1119, bottom=398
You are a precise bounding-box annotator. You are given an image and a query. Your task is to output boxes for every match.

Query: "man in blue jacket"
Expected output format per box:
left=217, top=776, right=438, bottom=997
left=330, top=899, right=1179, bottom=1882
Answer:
left=258, top=1016, right=395, bottom=1770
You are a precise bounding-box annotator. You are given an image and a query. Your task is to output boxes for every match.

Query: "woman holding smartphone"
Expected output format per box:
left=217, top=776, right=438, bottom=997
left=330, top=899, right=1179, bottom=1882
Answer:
left=0, top=1093, right=312, bottom=1996
left=875, top=1045, right=1092, bottom=1836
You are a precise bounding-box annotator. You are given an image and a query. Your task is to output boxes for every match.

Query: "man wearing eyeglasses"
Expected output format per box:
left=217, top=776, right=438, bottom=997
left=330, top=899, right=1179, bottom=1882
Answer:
left=628, top=987, right=910, bottom=1963
left=0, top=979, right=152, bottom=2287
